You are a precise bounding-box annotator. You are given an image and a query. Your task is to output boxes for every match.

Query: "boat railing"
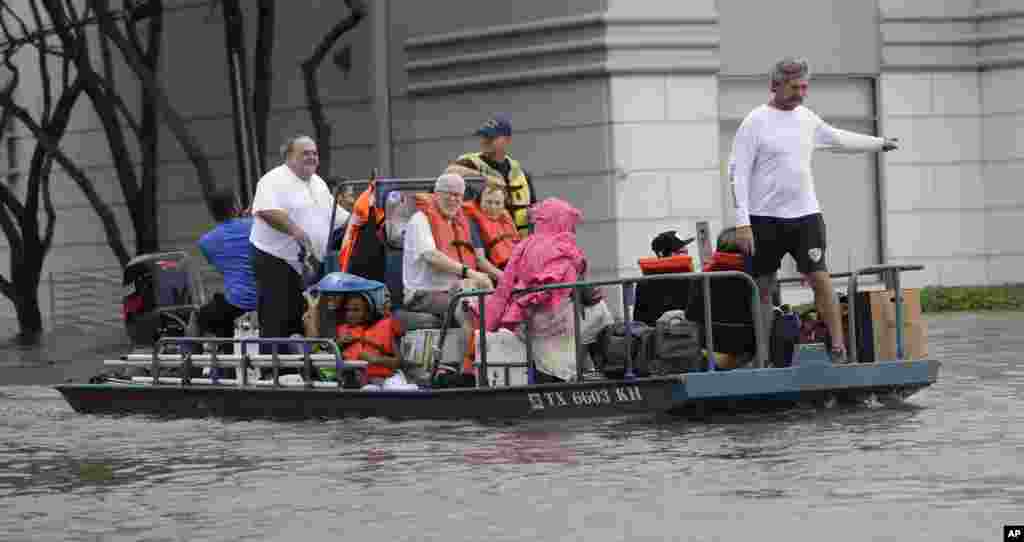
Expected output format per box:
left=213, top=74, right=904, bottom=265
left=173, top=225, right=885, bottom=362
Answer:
left=104, top=336, right=367, bottom=389
left=438, top=263, right=926, bottom=387
left=435, top=270, right=767, bottom=387
left=775, top=263, right=924, bottom=363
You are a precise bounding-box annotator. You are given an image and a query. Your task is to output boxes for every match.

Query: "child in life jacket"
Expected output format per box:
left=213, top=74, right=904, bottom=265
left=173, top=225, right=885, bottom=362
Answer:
left=462, top=183, right=520, bottom=285
left=318, top=291, right=402, bottom=382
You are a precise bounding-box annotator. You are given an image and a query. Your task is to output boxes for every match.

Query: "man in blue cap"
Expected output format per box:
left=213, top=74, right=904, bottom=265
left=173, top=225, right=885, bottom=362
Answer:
left=448, top=113, right=537, bottom=237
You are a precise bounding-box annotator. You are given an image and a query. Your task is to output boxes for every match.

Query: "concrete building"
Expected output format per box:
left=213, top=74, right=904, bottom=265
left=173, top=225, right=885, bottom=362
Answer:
left=1, top=0, right=1021, bottom=325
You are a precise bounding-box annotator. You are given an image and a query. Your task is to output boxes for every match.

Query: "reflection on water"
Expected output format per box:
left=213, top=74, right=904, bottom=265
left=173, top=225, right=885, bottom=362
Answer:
left=2, top=313, right=1023, bottom=541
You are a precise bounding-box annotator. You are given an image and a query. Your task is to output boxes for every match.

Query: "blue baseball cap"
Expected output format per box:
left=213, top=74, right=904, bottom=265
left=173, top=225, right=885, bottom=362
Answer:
left=475, top=114, right=512, bottom=137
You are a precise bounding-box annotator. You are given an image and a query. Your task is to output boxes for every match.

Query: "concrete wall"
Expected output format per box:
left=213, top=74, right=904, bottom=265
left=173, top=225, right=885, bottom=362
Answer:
left=393, top=0, right=720, bottom=282
left=3, top=0, right=1023, bottom=327
left=880, top=0, right=1024, bottom=287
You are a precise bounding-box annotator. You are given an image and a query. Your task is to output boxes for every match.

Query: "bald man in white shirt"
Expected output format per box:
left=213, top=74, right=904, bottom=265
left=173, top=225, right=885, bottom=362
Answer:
left=729, top=57, right=899, bottom=362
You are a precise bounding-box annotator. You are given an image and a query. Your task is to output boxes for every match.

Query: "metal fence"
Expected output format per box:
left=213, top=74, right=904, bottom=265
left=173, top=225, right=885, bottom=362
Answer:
left=48, top=265, right=223, bottom=331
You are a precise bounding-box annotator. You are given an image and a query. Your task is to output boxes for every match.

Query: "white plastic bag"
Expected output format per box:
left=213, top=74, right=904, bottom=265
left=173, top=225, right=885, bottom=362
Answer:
left=473, top=328, right=529, bottom=386
left=381, top=370, right=419, bottom=390
left=580, top=300, right=614, bottom=345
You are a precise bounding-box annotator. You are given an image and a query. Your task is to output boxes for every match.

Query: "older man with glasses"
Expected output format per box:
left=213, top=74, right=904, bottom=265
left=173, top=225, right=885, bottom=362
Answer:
left=402, top=173, right=494, bottom=384
left=402, top=173, right=493, bottom=316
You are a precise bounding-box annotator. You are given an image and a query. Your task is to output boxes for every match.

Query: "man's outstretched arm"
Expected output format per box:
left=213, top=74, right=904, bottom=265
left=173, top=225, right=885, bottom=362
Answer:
left=816, top=122, right=899, bottom=153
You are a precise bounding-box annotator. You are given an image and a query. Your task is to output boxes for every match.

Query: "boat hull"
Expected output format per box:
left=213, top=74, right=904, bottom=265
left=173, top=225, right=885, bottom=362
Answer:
left=56, top=359, right=940, bottom=421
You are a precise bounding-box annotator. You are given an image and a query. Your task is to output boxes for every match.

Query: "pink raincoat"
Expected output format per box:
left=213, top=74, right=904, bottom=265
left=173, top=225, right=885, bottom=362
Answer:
left=478, top=198, right=586, bottom=333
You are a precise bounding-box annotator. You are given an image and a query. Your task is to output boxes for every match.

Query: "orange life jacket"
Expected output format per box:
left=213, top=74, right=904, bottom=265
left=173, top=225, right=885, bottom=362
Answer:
left=336, top=317, right=399, bottom=379
left=462, top=202, right=519, bottom=269
left=702, top=251, right=745, bottom=272
left=338, top=184, right=385, bottom=272
left=414, top=193, right=477, bottom=270
left=638, top=254, right=694, bottom=275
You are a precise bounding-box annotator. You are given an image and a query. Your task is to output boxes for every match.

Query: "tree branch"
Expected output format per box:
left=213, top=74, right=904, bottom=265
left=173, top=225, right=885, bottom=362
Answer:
left=3, top=92, right=132, bottom=266
left=89, top=0, right=217, bottom=217
left=0, top=270, right=13, bottom=300
left=27, top=0, right=53, bottom=119
left=0, top=185, right=25, bottom=256
left=97, top=2, right=116, bottom=83
left=40, top=163, right=56, bottom=251
left=300, top=0, right=367, bottom=176
left=24, top=67, right=83, bottom=248
left=135, top=0, right=162, bottom=254
left=304, top=0, right=366, bottom=71
left=252, top=0, right=274, bottom=169
left=42, top=0, right=142, bottom=228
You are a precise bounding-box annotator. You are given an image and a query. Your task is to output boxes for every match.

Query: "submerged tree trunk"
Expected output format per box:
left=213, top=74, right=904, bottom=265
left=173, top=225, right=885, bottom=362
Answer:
left=12, top=269, right=43, bottom=343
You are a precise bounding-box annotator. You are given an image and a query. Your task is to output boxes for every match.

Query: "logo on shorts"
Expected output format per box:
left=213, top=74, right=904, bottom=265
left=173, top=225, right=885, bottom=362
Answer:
left=808, top=248, right=823, bottom=263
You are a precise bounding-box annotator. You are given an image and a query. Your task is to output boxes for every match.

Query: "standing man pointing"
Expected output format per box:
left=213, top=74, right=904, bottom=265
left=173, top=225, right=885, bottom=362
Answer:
left=729, top=57, right=899, bottom=362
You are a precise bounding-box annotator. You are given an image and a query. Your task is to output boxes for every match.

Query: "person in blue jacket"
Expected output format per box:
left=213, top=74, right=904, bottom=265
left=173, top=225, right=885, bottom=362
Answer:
left=197, top=189, right=258, bottom=341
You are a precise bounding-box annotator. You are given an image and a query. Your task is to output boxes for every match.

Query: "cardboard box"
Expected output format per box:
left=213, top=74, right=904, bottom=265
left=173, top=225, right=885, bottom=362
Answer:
left=869, top=289, right=928, bottom=360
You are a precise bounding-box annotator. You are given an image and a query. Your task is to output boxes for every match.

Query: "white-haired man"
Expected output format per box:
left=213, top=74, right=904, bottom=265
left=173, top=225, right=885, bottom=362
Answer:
left=403, top=173, right=493, bottom=315
left=729, top=57, right=899, bottom=362
left=403, top=173, right=493, bottom=383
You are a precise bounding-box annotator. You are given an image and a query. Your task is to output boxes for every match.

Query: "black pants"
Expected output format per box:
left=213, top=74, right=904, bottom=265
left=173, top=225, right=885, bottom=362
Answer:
left=251, top=244, right=306, bottom=355
left=198, top=293, right=245, bottom=339
left=749, top=213, right=828, bottom=276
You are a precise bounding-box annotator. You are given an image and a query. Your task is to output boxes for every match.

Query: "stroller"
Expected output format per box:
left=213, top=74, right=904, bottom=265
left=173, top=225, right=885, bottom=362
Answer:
left=122, top=251, right=207, bottom=354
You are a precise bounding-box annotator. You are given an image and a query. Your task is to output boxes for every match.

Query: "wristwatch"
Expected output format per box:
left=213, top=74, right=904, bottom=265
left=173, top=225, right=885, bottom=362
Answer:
left=461, top=265, right=468, bottom=279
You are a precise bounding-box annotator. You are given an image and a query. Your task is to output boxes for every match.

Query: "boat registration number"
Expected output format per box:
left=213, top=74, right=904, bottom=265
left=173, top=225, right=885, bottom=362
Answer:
left=527, top=386, right=643, bottom=411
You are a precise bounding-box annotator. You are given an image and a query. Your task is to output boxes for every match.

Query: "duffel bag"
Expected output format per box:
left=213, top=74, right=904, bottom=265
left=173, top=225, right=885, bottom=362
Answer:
left=651, top=310, right=703, bottom=373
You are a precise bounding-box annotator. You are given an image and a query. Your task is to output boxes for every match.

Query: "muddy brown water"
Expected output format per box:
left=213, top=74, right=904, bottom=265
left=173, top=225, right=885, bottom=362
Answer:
left=0, top=312, right=1021, bottom=541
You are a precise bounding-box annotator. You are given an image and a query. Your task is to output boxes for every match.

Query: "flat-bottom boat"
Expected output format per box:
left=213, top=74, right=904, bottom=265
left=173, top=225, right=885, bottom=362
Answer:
left=57, top=354, right=938, bottom=421
left=56, top=242, right=938, bottom=421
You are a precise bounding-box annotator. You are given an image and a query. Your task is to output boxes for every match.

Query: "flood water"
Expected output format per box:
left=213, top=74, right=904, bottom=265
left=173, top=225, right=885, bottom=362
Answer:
left=1, top=312, right=1022, bottom=542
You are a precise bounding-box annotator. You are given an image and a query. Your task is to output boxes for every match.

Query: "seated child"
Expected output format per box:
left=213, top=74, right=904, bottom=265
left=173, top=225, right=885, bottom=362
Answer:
left=312, top=292, right=403, bottom=382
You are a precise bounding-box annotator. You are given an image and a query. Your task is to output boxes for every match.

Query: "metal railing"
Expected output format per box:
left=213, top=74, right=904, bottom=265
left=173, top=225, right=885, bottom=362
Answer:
left=435, top=263, right=926, bottom=387
left=762, top=263, right=924, bottom=363
left=434, top=270, right=766, bottom=388
left=105, top=336, right=366, bottom=389
left=47, top=265, right=224, bottom=331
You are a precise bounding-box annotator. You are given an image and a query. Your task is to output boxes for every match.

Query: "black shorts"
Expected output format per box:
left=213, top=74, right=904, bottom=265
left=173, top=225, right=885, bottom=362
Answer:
left=749, top=213, right=828, bottom=276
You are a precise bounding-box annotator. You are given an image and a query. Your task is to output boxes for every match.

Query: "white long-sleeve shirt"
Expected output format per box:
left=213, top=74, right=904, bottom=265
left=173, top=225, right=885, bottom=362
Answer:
left=729, top=104, right=884, bottom=226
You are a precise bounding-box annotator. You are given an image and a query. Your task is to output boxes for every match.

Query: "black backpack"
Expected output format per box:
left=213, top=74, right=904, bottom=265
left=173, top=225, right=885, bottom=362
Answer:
left=650, top=310, right=703, bottom=373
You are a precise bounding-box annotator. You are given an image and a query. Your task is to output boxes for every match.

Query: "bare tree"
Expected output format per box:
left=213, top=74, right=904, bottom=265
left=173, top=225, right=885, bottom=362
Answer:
left=301, top=0, right=366, bottom=176
left=215, top=0, right=362, bottom=189
left=0, top=1, right=130, bottom=343
left=0, top=0, right=221, bottom=341
left=87, top=0, right=219, bottom=217
left=40, top=0, right=166, bottom=257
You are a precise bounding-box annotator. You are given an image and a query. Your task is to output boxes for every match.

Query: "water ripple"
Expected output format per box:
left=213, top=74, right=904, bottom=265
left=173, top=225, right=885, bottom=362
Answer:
left=1, top=313, right=1023, bottom=540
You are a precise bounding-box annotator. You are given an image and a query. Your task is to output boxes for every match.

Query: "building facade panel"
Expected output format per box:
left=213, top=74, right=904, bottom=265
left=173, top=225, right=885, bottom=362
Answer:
left=8, top=0, right=1024, bottom=327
